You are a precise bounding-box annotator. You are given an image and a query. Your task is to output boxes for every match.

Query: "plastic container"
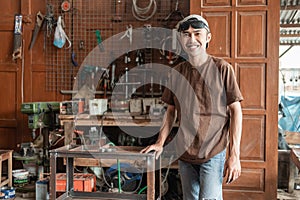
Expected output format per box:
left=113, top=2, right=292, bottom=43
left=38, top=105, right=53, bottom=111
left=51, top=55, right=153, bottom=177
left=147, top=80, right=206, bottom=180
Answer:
left=0, top=186, right=15, bottom=199
left=12, top=169, right=29, bottom=187
left=36, top=179, right=48, bottom=200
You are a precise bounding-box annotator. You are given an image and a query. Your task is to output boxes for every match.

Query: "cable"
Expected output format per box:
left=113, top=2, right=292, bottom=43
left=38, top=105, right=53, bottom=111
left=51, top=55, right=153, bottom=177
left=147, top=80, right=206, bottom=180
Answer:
left=162, top=155, right=174, bottom=184
left=132, top=0, right=157, bottom=21
left=138, top=185, right=147, bottom=194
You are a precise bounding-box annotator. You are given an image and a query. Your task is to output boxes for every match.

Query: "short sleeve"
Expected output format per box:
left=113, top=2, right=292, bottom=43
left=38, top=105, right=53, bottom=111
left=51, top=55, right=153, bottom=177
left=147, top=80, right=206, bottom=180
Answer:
left=223, top=64, right=244, bottom=105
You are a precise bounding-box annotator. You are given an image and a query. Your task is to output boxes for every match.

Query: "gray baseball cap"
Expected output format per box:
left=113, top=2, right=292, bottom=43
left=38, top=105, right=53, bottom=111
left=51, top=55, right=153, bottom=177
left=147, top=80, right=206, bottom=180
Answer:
left=176, top=14, right=210, bottom=33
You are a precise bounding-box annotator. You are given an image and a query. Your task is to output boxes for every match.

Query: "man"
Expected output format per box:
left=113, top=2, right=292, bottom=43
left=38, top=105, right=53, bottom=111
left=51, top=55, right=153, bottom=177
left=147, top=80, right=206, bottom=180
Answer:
left=141, top=14, right=243, bottom=200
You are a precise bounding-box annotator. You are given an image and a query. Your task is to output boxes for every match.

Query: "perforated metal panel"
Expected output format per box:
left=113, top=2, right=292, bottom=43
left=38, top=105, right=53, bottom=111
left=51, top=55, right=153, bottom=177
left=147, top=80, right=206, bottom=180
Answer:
left=44, top=0, right=188, bottom=92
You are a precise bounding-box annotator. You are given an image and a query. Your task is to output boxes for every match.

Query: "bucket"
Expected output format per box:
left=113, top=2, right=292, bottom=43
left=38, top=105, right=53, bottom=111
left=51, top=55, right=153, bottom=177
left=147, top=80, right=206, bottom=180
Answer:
left=36, top=179, right=48, bottom=200
left=0, top=187, right=15, bottom=199
left=12, top=169, right=29, bottom=187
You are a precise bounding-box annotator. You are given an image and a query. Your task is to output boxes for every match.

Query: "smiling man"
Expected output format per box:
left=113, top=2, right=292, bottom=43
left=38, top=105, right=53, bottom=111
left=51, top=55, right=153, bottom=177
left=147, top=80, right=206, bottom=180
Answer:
left=141, top=14, right=243, bottom=200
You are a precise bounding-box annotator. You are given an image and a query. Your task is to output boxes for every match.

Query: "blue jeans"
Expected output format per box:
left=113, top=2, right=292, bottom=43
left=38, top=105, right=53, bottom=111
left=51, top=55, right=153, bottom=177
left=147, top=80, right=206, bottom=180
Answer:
left=178, top=149, right=226, bottom=200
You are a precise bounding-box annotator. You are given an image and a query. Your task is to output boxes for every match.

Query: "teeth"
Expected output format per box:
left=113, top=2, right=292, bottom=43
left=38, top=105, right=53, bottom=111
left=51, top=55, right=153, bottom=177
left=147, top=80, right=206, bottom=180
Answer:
left=187, top=45, right=198, bottom=49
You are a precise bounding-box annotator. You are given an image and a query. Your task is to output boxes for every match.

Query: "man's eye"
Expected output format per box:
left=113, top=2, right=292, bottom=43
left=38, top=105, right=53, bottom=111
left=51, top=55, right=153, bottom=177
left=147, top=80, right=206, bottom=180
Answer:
left=183, top=33, right=190, bottom=37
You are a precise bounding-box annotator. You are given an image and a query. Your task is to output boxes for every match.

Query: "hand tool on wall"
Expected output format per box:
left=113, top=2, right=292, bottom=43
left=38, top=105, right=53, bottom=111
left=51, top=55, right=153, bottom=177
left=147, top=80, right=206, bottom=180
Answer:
left=45, top=3, right=55, bottom=37
left=12, top=14, right=23, bottom=60
left=95, top=30, right=104, bottom=52
left=29, top=11, right=45, bottom=50
left=71, top=52, right=78, bottom=67
left=111, top=62, right=116, bottom=89
left=125, top=67, right=129, bottom=99
left=120, top=24, right=133, bottom=45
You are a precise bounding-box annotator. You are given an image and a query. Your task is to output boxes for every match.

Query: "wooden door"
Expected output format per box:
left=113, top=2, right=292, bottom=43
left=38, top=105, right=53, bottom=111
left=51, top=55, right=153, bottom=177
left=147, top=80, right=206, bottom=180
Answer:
left=0, top=1, right=23, bottom=150
left=190, top=0, right=279, bottom=199
left=0, top=0, right=59, bottom=151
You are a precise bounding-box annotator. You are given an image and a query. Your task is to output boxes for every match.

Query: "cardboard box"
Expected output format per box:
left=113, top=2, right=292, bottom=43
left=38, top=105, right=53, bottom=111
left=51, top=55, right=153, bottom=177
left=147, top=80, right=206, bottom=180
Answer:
left=89, top=99, right=107, bottom=115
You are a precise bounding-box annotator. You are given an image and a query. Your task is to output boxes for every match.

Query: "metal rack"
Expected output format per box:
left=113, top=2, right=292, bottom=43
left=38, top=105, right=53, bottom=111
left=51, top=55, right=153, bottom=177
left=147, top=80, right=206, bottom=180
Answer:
left=49, top=145, right=161, bottom=200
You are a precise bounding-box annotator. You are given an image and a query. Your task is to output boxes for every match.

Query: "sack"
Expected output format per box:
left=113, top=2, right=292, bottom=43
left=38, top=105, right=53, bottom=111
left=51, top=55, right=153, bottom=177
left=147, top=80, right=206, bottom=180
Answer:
left=53, top=16, right=71, bottom=48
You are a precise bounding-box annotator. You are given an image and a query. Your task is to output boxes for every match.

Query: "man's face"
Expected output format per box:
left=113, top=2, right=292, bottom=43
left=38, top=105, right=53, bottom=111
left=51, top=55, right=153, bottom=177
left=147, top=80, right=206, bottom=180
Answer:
left=179, top=26, right=211, bottom=57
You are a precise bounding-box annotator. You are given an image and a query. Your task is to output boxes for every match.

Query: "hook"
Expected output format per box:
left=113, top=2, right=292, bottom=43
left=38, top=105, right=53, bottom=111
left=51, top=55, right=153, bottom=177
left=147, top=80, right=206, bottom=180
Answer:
left=175, top=0, right=179, bottom=11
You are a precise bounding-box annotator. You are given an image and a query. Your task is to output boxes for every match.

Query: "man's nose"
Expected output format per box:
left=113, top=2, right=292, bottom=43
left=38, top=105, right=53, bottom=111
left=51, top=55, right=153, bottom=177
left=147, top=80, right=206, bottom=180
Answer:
left=190, top=33, right=196, bottom=41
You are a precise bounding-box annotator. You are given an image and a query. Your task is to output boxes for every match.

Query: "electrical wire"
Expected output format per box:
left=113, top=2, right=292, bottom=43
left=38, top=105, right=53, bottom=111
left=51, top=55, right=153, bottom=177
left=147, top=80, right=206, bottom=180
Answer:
left=21, top=39, right=24, bottom=103
left=132, top=0, right=157, bottom=21
left=162, top=155, right=174, bottom=184
left=138, top=185, right=147, bottom=194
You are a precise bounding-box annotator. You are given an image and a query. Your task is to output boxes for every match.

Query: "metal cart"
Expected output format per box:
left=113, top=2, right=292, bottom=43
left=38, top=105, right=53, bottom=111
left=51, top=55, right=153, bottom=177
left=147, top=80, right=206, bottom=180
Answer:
left=50, top=145, right=161, bottom=200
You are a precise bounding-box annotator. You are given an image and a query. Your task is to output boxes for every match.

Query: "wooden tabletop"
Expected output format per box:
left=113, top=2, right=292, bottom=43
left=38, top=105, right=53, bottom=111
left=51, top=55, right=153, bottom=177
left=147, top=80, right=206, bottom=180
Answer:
left=58, top=113, right=178, bottom=127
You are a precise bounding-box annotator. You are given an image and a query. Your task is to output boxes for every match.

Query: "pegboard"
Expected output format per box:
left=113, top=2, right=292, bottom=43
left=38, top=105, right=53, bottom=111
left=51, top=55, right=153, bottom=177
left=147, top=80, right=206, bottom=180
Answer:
left=44, top=0, right=189, bottom=93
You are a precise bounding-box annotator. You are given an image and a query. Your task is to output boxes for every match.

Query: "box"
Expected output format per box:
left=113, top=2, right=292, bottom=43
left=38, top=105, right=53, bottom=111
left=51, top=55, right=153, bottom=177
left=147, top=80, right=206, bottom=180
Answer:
left=89, top=99, right=107, bottom=115
left=60, top=99, right=85, bottom=115
left=56, top=173, right=96, bottom=192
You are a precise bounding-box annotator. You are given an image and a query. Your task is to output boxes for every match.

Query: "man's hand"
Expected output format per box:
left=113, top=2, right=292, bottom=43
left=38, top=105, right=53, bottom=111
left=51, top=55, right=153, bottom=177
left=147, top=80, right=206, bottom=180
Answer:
left=140, top=143, right=163, bottom=160
left=223, top=155, right=241, bottom=184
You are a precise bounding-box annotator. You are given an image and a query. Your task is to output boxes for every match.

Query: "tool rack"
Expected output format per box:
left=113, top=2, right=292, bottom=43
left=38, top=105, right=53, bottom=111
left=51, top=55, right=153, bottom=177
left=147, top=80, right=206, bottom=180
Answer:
left=0, top=150, right=13, bottom=188
left=50, top=145, right=161, bottom=200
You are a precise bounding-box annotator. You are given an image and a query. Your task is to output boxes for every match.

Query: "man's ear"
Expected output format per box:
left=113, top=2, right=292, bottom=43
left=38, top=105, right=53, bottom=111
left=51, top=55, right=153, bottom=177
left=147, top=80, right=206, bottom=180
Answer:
left=206, top=32, right=212, bottom=49
left=206, top=32, right=212, bottom=43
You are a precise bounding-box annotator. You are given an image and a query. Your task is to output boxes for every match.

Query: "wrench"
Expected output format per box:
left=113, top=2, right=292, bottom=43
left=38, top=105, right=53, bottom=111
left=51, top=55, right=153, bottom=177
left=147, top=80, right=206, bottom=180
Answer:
left=29, top=11, right=44, bottom=50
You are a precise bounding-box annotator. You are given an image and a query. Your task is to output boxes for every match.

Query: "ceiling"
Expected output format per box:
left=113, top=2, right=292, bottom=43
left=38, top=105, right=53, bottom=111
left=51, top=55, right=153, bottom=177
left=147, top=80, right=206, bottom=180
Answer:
left=280, top=0, right=300, bottom=46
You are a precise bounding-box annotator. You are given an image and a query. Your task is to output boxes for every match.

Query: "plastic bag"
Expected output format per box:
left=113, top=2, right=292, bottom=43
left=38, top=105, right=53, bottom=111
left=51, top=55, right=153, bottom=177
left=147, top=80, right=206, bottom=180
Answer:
left=53, top=16, right=71, bottom=49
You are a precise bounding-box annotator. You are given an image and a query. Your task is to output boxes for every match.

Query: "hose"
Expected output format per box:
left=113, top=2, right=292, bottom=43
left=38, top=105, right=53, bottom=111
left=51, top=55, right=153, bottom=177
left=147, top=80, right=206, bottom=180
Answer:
left=132, top=0, right=157, bottom=21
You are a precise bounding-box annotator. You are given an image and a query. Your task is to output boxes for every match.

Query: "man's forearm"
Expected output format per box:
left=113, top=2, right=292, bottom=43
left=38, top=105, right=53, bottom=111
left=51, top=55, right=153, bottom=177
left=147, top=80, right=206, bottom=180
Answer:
left=156, top=105, right=176, bottom=146
left=229, top=102, right=243, bottom=157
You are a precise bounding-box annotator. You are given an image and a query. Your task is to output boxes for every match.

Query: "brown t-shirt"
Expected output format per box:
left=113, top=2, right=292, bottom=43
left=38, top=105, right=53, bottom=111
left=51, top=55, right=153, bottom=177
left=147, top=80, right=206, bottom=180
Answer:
left=162, top=55, right=243, bottom=163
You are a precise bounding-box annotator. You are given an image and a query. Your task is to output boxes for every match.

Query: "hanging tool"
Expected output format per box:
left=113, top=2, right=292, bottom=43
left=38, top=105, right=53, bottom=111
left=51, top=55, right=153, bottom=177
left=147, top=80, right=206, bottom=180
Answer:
left=164, top=0, right=184, bottom=21
left=29, top=11, right=45, bottom=50
left=95, top=30, right=104, bottom=51
left=111, top=62, right=116, bottom=89
left=125, top=67, right=129, bottom=99
left=12, top=14, right=23, bottom=60
left=71, top=52, right=78, bottom=67
left=124, top=52, right=131, bottom=63
left=163, top=0, right=184, bottom=28
left=44, top=3, right=55, bottom=37
left=120, top=24, right=133, bottom=45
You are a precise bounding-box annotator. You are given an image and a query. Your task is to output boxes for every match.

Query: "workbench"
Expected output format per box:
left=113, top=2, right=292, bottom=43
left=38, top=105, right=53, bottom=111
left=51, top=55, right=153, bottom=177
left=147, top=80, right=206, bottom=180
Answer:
left=59, top=113, right=167, bottom=145
left=50, top=145, right=161, bottom=200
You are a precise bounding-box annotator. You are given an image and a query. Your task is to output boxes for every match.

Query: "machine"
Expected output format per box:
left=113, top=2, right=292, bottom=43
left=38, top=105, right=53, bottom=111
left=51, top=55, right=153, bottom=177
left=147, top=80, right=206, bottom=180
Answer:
left=18, top=102, right=60, bottom=175
left=21, top=102, right=60, bottom=137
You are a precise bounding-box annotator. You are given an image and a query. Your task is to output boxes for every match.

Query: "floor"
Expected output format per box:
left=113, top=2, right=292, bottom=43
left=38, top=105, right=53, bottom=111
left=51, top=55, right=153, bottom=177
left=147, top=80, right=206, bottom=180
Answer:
left=277, top=189, right=300, bottom=200
left=9, top=176, right=300, bottom=200
left=10, top=189, right=300, bottom=200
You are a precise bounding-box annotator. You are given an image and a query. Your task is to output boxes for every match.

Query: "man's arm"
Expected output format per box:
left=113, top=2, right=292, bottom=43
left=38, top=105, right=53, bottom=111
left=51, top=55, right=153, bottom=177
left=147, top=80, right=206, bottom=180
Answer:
left=140, top=105, right=176, bottom=159
left=224, top=101, right=243, bottom=184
